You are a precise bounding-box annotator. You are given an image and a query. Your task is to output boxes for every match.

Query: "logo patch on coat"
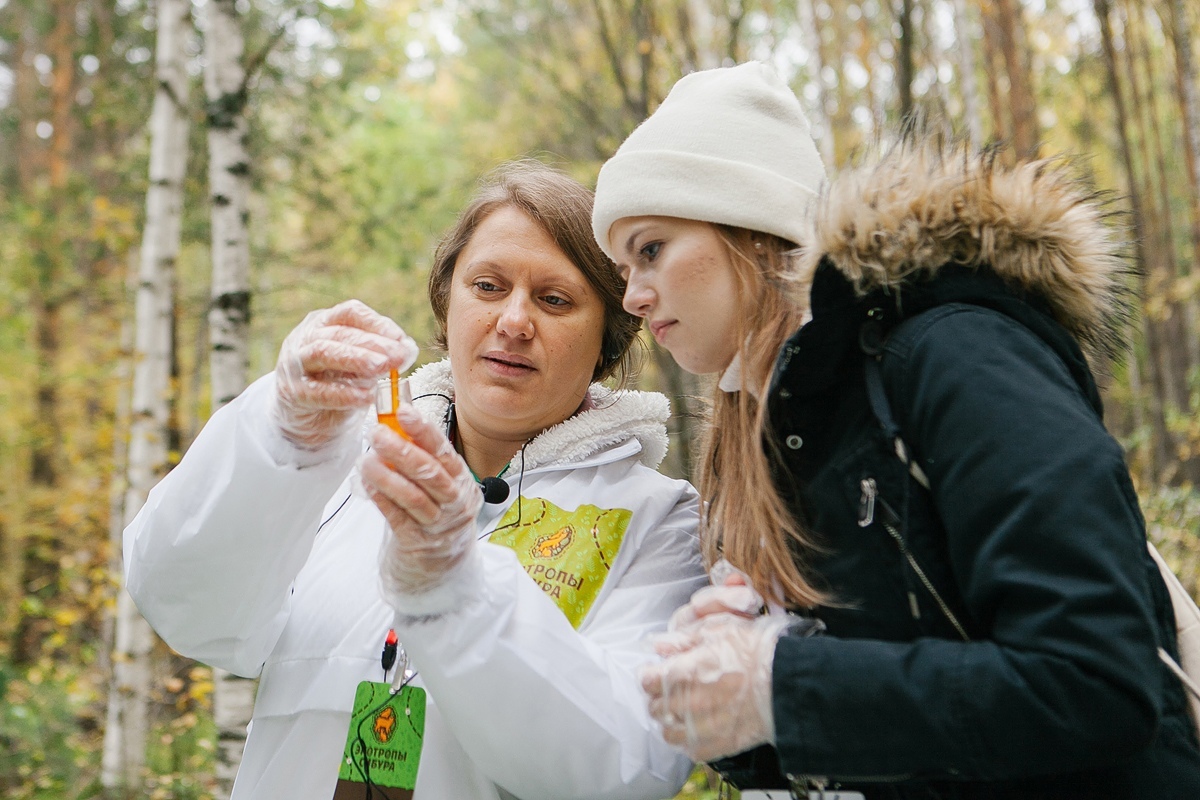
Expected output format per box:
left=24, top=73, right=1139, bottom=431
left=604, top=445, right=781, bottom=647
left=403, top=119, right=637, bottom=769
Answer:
left=531, top=527, right=573, bottom=559
left=490, top=498, right=631, bottom=628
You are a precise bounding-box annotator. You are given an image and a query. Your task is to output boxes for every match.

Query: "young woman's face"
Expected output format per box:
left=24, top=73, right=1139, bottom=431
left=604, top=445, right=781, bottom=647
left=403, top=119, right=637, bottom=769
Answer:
left=446, top=205, right=606, bottom=443
left=610, top=216, right=740, bottom=375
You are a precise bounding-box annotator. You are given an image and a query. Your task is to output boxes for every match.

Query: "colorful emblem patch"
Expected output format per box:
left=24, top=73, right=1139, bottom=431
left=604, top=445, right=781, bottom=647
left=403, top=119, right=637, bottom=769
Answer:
left=489, top=498, right=632, bottom=628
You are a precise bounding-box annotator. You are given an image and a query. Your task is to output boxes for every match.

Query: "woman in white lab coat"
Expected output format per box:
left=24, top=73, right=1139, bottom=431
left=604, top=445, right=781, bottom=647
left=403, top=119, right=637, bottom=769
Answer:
left=124, top=161, right=704, bottom=800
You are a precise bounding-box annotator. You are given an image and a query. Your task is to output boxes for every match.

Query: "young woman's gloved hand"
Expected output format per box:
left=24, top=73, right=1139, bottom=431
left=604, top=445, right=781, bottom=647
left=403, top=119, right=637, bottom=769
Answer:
left=361, top=406, right=483, bottom=614
left=667, top=559, right=765, bottom=631
left=271, top=299, right=418, bottom=450
left=641, top=612, right=792, bottom=762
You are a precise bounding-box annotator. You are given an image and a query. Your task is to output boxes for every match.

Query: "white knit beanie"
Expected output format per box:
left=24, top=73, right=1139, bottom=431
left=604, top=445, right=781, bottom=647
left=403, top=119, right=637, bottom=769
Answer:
left=592, top=61, right=826, bottom=260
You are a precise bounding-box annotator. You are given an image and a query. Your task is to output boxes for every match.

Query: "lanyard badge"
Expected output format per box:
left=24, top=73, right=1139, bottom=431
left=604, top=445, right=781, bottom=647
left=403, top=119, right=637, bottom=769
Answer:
left=332, top=680, right=426, bottom=799
left=332, top=630, right=424, bottom=799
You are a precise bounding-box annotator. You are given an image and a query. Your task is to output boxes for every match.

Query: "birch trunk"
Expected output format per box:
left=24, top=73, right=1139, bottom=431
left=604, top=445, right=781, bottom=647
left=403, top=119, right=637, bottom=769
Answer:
left=204, top=1, right=256, bottom=794
left=97, top=251, right=138, bottom=711
left=100, top=0, right=190, bottom=792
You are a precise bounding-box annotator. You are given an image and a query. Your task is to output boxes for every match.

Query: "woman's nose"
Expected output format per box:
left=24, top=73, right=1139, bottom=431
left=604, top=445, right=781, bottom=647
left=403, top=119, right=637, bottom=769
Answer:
left=495, top=295, right=534, bottom=339
left=622, top=273, right=654, bottom=318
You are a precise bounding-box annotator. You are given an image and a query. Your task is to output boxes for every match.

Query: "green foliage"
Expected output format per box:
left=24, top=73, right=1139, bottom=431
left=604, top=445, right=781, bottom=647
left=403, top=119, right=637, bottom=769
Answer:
left=1143, top=485, right=1200, bottom=601
left=143, top=708, right=217, bottom=800
left=0, top=660, right=103, bottom=799
left=0, top=657, right=219, bottom=800
left=2, top=0, right=1200, bottom=796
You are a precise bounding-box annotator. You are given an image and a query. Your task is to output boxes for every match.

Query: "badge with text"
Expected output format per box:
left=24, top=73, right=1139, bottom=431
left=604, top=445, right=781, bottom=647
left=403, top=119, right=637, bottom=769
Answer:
left=332, top=681, right=425, bottom=800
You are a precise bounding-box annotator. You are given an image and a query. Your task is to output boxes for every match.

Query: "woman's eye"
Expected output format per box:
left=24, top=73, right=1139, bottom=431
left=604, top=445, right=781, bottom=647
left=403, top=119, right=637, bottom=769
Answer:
left=474, top=280, right=500, bottom=292
left=542, top=295, right=570, bottom=307
left=639, top=241, right=662, bottom=261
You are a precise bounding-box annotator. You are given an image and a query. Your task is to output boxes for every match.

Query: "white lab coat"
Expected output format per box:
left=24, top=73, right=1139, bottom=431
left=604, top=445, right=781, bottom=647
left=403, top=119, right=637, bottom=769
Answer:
left=124, top=360, right=704, bottom=800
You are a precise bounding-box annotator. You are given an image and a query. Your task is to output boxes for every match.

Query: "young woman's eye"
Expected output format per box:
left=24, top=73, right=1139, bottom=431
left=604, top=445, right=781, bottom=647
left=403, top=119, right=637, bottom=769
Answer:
left=639, top=241, right=662, bottom=261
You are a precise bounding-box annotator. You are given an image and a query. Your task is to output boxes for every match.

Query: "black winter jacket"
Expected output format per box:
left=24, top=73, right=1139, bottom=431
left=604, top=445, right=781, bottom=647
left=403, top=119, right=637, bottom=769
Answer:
left=718, top=147, right=1200, bottom=798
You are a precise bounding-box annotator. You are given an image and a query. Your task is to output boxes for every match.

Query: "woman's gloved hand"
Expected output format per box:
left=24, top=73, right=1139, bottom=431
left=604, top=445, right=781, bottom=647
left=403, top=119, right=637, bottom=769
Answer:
left=667, top=559, right=765, bottom=632
left=271, top=300, right=418, bottom=450
left=641, top=613, right=792, bottom=762
left=361, top=405, right=483, bottom=612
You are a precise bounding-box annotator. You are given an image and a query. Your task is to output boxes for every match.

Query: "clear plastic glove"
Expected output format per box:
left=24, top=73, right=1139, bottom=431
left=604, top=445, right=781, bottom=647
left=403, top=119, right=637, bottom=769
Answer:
left=271, top=300, right=418, bottom=450
left=641, top=613, right=791, bottom=762
left=668, top=558, right=765, bottom=632
left=361, top=404, right=483, bottom=608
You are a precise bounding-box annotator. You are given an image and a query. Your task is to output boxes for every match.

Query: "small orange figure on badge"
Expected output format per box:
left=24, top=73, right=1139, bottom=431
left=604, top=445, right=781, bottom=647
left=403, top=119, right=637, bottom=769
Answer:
left=373, top=706, right=398, bottom=744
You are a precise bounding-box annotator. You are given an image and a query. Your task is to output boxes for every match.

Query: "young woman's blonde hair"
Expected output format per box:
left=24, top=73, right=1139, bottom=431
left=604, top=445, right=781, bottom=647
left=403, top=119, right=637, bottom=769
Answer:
left=696, top=225, right=825, bottom=609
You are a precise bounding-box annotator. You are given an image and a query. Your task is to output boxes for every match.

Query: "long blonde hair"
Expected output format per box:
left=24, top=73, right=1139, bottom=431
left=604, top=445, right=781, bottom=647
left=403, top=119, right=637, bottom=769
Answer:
left=696, top=226, right=826, bottom=609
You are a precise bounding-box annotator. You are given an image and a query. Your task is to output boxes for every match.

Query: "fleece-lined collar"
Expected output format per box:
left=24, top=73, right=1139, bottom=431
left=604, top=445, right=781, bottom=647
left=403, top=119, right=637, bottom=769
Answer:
left=795, top=140, right=1134, bottom=365
left=405, top=359, right=670, bottom=471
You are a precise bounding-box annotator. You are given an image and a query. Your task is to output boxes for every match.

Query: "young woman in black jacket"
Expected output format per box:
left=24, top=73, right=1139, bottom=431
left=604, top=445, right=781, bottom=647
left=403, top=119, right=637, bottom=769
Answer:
left=591, top=61, right=1200, bottom=798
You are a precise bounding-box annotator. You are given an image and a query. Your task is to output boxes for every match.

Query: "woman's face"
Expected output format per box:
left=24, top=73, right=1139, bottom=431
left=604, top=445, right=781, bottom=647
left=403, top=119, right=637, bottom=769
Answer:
left=447, top=205, right=606, bottom=444
left=609, top=216, right=740, bottom=375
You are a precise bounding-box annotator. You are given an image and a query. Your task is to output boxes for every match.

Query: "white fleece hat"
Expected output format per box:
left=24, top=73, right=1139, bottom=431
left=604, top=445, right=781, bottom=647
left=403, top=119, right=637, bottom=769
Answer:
left=592, top=61, right=826, bottom=260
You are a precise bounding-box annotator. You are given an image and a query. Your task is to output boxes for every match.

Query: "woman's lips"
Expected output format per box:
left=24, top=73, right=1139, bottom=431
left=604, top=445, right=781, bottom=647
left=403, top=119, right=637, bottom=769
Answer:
left=483, top=351, right=535, bottom=375
left=648, top=320, right=675, bottom=344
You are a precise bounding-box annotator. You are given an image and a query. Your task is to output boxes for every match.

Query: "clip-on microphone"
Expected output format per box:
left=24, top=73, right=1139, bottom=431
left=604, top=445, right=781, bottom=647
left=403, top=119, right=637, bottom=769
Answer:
left=480, top=476, right=510, bottom=504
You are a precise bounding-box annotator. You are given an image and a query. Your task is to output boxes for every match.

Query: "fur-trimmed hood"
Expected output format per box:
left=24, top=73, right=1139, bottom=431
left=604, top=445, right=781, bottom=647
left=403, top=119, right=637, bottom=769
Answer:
left=405, top=359, right=670, bottom=471
left=795, top=141, right=1134, bottom=363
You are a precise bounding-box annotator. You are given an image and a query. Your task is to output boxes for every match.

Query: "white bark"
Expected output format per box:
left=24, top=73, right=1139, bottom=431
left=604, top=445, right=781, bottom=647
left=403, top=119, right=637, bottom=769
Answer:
left=950, top=0, right=983, bottom=148
left=101, top=0, right=191, bottom=791
left=204, top=2, right=255, bottom=795
left=205, top=0, right=252, bottom=410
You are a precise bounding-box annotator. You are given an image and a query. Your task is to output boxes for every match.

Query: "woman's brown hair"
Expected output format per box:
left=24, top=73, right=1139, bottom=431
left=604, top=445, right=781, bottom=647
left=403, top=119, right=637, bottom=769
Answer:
left=696, top=226, right=826, bottom=609
left=427, top=159, right=641, bottom=383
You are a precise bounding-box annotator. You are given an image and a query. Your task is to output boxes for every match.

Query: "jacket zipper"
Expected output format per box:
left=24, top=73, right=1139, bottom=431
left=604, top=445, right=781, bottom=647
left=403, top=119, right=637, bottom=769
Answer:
left=859, top=478, right=970, bottom=642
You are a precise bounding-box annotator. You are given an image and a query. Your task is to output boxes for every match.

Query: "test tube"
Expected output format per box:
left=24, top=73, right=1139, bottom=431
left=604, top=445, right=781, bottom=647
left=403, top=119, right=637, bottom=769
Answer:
left=375, top=369, right=413, bottom=440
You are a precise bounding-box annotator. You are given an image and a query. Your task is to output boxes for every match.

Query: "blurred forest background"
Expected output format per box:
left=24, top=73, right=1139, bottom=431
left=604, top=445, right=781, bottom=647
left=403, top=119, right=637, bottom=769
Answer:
left=1, top=0, right=1199, bottom=797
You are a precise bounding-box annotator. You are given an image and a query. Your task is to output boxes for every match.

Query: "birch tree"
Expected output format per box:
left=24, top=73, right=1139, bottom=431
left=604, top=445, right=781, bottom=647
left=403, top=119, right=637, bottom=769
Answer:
left=204, top=0, right=255, bottom=793
left=101, top=0, right=192, bottom=793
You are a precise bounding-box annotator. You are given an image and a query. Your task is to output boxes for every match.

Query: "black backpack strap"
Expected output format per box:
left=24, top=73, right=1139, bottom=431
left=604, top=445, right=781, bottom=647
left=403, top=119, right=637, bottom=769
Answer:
left=862, top=320, right=968, bottom=640
left=863, top=353, right=931, bottom=490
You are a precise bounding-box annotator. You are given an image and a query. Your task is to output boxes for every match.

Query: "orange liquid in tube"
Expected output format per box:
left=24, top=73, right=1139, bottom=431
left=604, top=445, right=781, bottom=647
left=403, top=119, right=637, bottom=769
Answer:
left=376, top=368, right=413, bottom=441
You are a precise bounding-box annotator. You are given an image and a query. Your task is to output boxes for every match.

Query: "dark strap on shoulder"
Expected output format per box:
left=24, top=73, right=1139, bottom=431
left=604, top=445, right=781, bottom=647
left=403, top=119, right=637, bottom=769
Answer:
left=864, top=356, right=901, bottom=442
left=861, top=328, right=932, bottom=490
